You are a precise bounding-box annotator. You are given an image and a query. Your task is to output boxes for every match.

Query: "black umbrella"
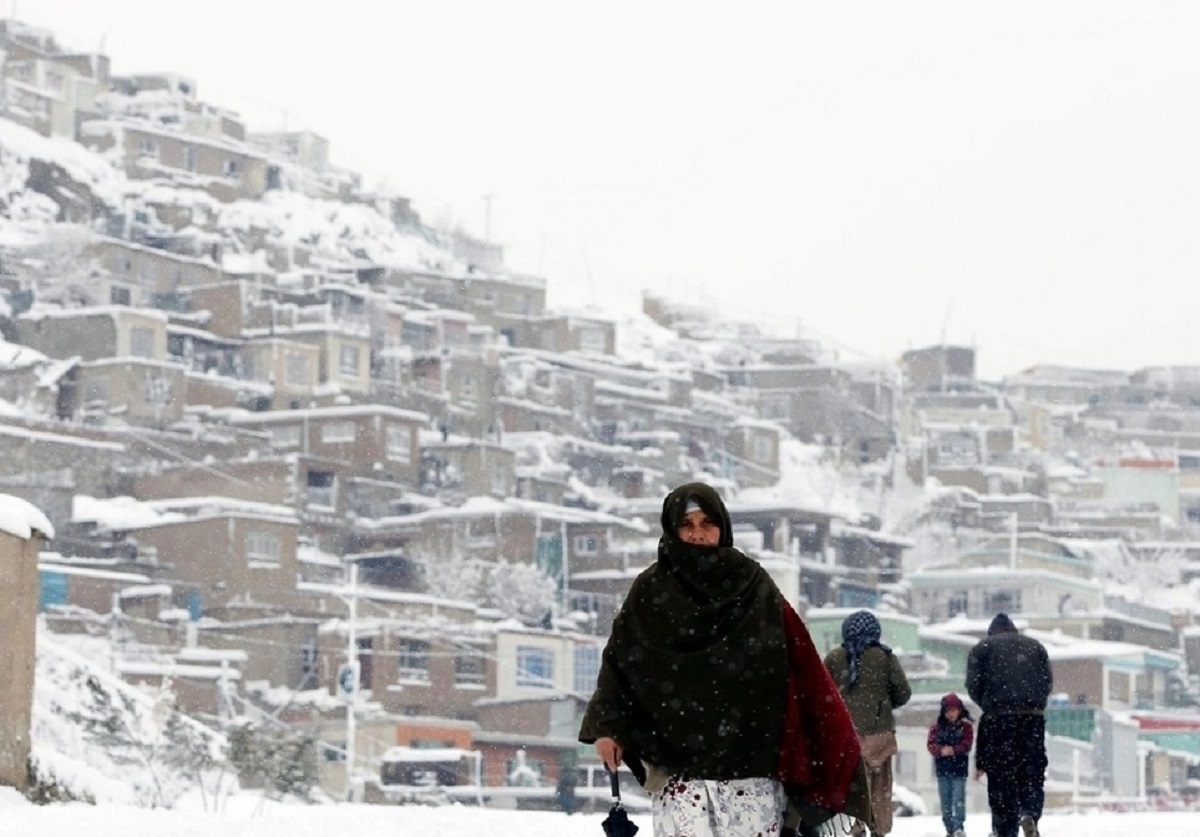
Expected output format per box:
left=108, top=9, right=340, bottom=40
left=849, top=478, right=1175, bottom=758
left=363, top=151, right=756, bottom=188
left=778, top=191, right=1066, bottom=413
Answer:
left=601, top=768, right=640, bottom=837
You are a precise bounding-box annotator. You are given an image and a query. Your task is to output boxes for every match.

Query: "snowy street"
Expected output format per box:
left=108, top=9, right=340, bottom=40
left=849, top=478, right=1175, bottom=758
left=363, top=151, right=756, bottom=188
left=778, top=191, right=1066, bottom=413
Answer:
left=1, top=790, right=1196, bottom=837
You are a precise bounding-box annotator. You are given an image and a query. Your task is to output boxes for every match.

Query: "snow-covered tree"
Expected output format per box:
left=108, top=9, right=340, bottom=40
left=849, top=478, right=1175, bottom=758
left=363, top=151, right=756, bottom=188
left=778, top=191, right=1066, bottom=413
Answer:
left=483, top=560, right=558, bottom=625
left=226, top=722, right=319, bottom=803
left=415, top=545, right=486, bottom=603
left=20, top=225, right=105, bottom=307
left=59, top=672, right=223, bottom=809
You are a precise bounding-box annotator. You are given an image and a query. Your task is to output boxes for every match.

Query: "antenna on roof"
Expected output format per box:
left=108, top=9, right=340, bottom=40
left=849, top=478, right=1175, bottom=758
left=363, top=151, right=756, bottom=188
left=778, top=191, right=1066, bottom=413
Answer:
left=580, top=246, right=596, bottom=307
left=939, top=297, right=953, bottom=346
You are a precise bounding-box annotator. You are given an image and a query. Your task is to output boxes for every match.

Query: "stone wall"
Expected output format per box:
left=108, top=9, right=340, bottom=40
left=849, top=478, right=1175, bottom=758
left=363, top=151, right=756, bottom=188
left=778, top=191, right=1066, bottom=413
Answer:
left=0, top=530, right=42, bottom=791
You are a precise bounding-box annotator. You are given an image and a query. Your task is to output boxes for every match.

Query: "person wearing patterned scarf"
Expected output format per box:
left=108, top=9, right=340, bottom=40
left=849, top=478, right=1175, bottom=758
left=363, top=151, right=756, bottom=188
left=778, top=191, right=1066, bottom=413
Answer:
left=824, top=610, right=912, bottom=837
left=840, top=610, right=890, bottom=689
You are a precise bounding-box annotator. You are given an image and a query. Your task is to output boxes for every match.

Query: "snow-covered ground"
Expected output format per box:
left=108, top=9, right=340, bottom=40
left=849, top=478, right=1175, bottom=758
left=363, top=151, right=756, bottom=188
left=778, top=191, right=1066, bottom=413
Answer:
left=1, top=787, right=1195, bottom=837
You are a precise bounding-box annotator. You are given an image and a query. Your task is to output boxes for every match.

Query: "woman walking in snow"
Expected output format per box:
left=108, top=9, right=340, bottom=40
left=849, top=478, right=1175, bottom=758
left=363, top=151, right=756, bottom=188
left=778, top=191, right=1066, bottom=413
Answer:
left=579, top=482, right=871, bottom=837
left=927, top=692, right=974, bottom=837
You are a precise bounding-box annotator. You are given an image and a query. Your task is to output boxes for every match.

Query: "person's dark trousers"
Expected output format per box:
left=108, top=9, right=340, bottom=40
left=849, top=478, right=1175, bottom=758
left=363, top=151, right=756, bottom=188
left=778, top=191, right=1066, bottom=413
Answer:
left=937, top=773, right=966, bottom=834
left=980, top=714, right=1047, bottom=837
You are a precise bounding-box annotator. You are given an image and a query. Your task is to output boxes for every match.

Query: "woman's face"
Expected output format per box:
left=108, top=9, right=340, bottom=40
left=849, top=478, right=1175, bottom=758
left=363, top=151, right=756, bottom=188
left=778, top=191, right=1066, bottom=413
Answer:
left=677, top=508, right=722, bottom=547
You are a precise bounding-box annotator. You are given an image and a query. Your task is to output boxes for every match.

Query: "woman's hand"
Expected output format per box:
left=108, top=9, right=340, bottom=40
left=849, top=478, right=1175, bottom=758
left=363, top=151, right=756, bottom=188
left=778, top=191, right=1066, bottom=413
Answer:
left=594, top=737, right=624, bottom=772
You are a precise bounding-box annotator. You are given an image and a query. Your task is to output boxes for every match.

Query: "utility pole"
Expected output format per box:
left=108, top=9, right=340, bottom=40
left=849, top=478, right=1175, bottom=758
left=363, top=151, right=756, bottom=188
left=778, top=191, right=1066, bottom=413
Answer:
left=482, top=193, right=494, bottom=244
left=1009, top=511, right=1018, bottom=569
left=560, top=519, right=569, bottom=615
left=344, top=563, right=359, bottom=801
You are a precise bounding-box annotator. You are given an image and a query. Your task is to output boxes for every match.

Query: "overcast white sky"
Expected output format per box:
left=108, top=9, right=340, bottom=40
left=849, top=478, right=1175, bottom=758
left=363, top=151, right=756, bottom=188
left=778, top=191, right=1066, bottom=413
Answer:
left=14, top=1, right=1200, bottom=378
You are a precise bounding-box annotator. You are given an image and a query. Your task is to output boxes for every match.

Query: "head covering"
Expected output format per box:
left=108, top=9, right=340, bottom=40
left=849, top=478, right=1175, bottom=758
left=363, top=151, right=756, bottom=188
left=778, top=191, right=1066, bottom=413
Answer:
left=988, top=613, right=1018, bottom=635
left=580, top=482, right=788, bottom=780
left=661, top=482, right=732, bottom=548
left=940, top=691, right=972, bottom=721
left=841, top=610, right=890, bottom=689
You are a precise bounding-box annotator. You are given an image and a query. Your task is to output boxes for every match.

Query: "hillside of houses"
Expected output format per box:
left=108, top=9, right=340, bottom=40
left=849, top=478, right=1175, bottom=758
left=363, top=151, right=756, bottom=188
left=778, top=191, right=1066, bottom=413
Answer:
left=2, top=17, right=1200, bottom=811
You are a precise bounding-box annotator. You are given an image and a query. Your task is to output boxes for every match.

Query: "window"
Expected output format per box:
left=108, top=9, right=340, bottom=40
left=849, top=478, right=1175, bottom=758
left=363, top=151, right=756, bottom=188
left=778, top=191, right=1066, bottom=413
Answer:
left=270, top=424, right=302, bottom=448
left=454, top=650, right=485, bottom=687
left=516, top=646, right=554, bottom=688
left=299, top=638, right=319, bottom=688
left=137, top=138, right=158, bottom=159
left=467, top=521, right=497, bottom=549
left=82, top=377, right=109, bottom=406
left=142, top=374, right=172, bottom=407
left=306, top=470, right=336, bottom=508
left=504, top=755, right=545, bottom=786
left=338, top=344, right=360, bottom=377
left=1108, top=671, right=1131, bottom=702
left=246, top=530, right=281, bottom=567
left=321, top=421, right=355, bottom=443
left=574, top=645, right=600, bottom=695
left=130, top=325, right=155, bottom=358
left=761, top=394, right=790, bottom=420
left=398, top=639, right=431, bottom=682
left=184, top=146, right=198, bottom=172
left=491, top=462, right=506, bottom=494
left=947, top=590, right=969, bottom=618
left=578, top=327, right=606, bottom=353
left=223, top=158, right=241, bottom=179
left=460, top=373, right=476, bottom=403
left=983, top=589, right=1020, bottom=615
left=573, top=535, right=600, bottom=555
left=110, top=285, right=132, bottom=305
left=820, top=631, right=840, bottom=655
left=357, top=637, right=374, bottom=689
left=751, top=434, right=774, bottom=463
left=386, top=424, right=412, bottom=462
left=934, top=432, right=977, bottom=467
left=284, top=353, right=308, bottom=387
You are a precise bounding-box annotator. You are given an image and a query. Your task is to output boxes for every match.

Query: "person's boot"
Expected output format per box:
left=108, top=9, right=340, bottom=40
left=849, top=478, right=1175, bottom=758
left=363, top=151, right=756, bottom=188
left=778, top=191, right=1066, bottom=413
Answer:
left=1019, top=814, right=1039, bottom=837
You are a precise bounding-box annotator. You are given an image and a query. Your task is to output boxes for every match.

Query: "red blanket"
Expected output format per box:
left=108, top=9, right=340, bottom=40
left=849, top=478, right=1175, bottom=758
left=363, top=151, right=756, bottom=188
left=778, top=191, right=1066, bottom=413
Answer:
left=776, top=603, right=863, bottom=811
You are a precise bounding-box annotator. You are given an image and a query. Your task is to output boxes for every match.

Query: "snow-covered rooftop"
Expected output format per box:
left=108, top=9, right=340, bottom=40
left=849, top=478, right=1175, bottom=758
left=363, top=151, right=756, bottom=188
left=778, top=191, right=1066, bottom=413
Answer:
left=0, top=492, right=54, bottom=539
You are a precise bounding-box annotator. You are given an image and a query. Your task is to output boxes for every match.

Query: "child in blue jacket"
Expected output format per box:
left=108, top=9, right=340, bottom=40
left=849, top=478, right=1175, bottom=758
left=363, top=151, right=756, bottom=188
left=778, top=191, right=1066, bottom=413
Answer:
left=926, top=692, right=975, bottom=837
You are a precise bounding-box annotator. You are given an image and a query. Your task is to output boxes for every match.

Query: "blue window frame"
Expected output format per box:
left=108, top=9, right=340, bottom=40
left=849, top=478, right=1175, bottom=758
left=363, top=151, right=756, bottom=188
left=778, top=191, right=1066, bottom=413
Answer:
left=516, top=646, right=554, bottom=688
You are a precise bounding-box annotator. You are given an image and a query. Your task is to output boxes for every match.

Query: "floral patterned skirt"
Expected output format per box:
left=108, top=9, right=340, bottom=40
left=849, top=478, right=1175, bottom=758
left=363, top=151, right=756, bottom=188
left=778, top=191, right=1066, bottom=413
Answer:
left=652, top=775, right=788, bottom=837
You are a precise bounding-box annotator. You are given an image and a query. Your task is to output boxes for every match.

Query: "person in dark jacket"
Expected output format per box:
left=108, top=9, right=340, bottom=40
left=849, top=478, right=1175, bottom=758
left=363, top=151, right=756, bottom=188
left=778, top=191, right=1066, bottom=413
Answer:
left=579, top=482, right=871, bottom=837
left=926, top=692, right=974, bottom=837
left=965, top=614, right=1053, bottom=837
left=824, top=610, right=912, bottom=837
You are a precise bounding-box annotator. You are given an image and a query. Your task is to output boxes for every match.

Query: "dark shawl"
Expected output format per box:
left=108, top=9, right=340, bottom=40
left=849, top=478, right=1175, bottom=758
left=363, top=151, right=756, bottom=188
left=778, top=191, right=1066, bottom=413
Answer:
left=578, top=482, right=788, bottom=779
left=579, top=482, right=866, bottom=821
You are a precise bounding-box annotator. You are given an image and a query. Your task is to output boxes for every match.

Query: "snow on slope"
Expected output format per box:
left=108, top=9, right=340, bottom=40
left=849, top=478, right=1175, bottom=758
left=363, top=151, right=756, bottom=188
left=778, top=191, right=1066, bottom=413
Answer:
left=31, top=628, right=225, bottom=807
